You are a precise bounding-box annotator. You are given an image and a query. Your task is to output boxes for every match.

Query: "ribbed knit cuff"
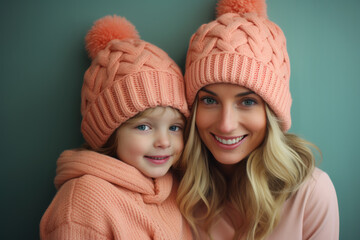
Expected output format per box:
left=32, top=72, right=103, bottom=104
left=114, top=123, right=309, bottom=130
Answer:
left=185, top=53, right=291, bottom=131
left=81, top=70, right=189, bottom=149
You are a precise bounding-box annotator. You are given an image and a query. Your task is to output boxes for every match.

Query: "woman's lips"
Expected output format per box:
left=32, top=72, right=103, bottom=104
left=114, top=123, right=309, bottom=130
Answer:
left=212, top=134, right=247, bottom=150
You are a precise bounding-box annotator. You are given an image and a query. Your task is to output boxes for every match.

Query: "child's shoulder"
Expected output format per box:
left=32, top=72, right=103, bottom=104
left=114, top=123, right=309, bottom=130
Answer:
left=40, top=175, right=126, bottom=238
left=45, top=175, right=133, bottom=225
left=55, top=175, right=114, bottom=207
left=61, top=174, right=135, bottom=205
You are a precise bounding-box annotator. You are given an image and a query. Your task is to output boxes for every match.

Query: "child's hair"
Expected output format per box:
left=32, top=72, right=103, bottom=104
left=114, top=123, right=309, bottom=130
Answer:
left=175, top=100, right=318, bottom=240
left=80, top=15, right=189, bottom=150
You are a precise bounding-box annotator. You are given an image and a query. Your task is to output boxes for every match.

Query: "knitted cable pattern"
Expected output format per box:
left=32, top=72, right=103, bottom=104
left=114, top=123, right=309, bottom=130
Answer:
left=82, top=39, right=183, bottom=110
left=81, top=17, right=188, bottom=149
left=185, top=12, right=291, bottom=131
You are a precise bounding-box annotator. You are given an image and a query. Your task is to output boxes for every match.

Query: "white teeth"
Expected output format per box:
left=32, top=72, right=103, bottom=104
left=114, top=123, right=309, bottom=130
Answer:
left=215, top=135, right=245, bottom=145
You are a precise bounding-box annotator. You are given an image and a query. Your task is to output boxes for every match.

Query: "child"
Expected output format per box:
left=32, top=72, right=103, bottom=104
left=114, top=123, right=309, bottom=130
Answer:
left=40, top=15, right=192, bottom=239
left=175, top=0, right=339, bottom=239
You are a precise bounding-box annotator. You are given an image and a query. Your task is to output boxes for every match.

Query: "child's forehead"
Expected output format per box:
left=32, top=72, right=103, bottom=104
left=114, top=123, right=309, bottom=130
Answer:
left=130, top=107, right=184, bottom=121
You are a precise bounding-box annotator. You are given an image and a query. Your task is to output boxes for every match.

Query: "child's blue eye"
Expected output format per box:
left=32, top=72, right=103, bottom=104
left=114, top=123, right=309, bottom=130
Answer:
left=201, top=97, right=217, bottom=105
left=169, top=126, right=181, bottom=132
left=136, top=125, right=150, bottom=131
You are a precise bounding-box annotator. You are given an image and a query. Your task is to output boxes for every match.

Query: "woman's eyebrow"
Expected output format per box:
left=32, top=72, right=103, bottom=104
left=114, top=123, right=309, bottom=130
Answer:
left=199, top=88, right=217, bottom=96
left=200, top=88, right=255, bottom=97
left=236, top=91, right=255, bottom=97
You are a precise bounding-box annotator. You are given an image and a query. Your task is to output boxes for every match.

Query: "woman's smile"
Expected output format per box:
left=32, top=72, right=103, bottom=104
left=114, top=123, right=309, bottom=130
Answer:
left=213, top=134, right=247, bottom=145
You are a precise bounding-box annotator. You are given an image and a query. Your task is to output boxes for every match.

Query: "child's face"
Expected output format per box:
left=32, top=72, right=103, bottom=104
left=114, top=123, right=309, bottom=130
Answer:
left=115, top=107, right=185, bottom=178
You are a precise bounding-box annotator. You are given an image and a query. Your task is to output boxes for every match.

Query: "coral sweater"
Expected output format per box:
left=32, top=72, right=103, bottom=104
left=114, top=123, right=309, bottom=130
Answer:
left=198, top=168, right=339, bottom=240
left=40, top=150, right=192, bottom=240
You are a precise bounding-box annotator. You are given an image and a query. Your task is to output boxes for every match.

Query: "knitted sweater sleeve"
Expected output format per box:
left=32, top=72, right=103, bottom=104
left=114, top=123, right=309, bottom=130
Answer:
left=302, top=171, right=339, bottom=240
left=41, top=222, right=109, bottom=240
left=40, top=178, right=112, bottom=240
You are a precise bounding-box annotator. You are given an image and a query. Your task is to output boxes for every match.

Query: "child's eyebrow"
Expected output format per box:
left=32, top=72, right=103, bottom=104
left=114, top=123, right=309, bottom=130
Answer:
left=199, top=88, right=255, bottom=97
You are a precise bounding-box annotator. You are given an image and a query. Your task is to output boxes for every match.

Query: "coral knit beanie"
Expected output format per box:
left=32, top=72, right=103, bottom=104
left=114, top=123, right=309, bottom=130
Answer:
left=185, top=0, right=292, bottom=131
left=81, top=15, right=189, bottom=149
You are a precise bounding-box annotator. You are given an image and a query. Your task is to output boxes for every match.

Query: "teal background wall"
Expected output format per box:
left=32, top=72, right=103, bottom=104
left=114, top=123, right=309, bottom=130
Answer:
left=1, top=0, right=359, bottom=239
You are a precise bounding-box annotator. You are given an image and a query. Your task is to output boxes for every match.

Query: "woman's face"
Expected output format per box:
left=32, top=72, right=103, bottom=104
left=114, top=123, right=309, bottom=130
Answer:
left=195, top=83, right=267, bottom=172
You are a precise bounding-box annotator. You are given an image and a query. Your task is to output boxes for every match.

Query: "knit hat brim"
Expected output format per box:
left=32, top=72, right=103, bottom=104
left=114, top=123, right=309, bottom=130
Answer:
left=185, top=53, right=291, bottom=131
left=82, top=70, right=189, bottom=149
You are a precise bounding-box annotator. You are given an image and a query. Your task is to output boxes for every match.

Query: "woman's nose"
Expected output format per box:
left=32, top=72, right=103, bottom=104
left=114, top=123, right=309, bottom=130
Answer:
left=217, top=105, right=238, bottom=133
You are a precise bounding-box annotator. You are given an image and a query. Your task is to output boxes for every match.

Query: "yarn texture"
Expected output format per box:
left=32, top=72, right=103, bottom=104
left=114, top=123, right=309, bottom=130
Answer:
left=81, top=15, right=189, bottom=149
left=185, top=0, right=291, bottom=131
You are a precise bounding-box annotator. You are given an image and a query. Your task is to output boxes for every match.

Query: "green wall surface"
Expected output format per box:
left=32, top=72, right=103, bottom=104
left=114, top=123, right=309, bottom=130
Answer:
left=1, top=0, right=359, bottom=239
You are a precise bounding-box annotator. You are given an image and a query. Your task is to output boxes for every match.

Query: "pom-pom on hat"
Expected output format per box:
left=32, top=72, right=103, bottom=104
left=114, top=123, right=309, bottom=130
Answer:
left=216, top=0, right=267, bottom=18
left=81, top=15, right=189, bottom=149
left=185, top=0, right=292, bottom=131
left=85, top=15, right=139, bottom=59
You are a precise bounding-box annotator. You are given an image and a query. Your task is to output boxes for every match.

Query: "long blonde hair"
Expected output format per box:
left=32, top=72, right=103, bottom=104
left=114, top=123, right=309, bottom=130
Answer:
left=175, top=100, right=317, bottom=240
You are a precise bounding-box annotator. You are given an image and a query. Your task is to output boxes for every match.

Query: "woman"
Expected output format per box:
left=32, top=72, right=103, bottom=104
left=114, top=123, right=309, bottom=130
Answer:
left=175, top=0, right=339, bottom=239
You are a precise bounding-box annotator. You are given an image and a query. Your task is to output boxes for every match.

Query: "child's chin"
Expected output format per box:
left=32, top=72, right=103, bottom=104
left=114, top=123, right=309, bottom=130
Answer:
left=143, top=168, right=170, bottom=179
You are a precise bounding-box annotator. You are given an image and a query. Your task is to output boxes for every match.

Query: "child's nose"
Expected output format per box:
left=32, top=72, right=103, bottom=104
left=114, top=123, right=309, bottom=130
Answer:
left=154, top=131, right=171, bottom=149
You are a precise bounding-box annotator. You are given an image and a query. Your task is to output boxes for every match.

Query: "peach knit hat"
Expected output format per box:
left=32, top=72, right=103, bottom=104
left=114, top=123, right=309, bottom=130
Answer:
left=185, top=0, right=292, bottom=131
left=81, top=15, right=189, bottom=149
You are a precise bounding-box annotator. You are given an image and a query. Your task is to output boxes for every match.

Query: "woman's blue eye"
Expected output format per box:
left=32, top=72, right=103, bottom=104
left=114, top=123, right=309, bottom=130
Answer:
left=202, top=97, right=217, bottom=105
left=169, top=126, right=181, bottom=132
left=136, top=125, right=150, bottom=131
left=242, top=99, right=256, bottom=106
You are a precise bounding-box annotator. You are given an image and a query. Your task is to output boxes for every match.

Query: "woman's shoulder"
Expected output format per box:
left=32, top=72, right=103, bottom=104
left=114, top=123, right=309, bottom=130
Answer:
left=270, top=167, right=339, bottom=240
left=286, top=167, right=338, bottom=213
left=300, top=167, right=337, bottom=200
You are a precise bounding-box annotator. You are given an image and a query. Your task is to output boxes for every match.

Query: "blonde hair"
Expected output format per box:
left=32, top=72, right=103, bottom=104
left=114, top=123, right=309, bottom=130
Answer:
left=83, top=107, right=185, bottom=158
left=175, top=101, right=318, bottom=240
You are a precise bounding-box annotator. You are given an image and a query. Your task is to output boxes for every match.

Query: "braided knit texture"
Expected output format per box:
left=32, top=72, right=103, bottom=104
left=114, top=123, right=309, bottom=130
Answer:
left=81, top=38, right=188, bottom=149
left=185, top=12, right=291, bottom=131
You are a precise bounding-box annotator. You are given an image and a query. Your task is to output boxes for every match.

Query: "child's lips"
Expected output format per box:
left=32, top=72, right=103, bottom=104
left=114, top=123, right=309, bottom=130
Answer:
left=144, top=155, right=171, bottom=164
